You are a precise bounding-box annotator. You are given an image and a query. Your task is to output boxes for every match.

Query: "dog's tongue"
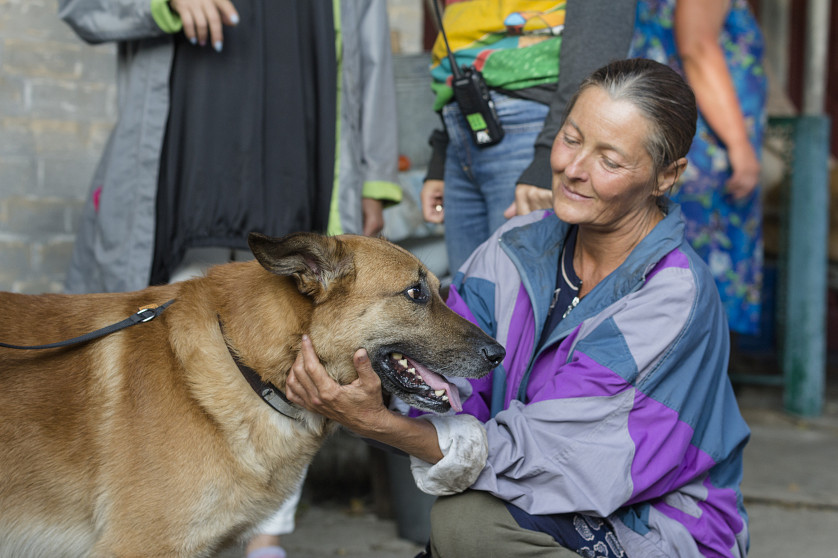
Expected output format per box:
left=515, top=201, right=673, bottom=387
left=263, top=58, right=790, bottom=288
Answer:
left=409, top=359, right=463, bottom=412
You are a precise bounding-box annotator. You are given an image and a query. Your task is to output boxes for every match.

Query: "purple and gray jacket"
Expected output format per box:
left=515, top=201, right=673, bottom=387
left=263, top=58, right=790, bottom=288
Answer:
left=446, top=201, right=750, bottom=558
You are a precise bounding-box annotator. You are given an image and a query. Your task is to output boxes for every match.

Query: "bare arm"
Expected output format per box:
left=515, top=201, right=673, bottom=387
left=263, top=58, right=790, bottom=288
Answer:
left=675, top=0, right=760, bottom=199
left=286, top=336, right=444, bottom=463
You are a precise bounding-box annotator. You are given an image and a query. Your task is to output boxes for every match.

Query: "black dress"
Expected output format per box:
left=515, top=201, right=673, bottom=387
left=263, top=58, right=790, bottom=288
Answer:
left=151, top=0, right=337, bottom=284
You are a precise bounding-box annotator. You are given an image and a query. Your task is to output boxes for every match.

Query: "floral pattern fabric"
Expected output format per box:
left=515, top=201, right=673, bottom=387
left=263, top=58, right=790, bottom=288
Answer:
left=629, top=0, right=768, bottom=334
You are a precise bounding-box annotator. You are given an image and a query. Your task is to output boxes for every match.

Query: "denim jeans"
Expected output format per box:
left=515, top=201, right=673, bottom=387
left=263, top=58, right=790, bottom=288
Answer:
left=441, top=91, right=549, bottom=274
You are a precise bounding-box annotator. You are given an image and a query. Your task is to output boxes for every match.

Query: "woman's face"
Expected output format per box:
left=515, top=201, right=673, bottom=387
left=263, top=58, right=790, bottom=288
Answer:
left=551, top=86, right=663, bottom=232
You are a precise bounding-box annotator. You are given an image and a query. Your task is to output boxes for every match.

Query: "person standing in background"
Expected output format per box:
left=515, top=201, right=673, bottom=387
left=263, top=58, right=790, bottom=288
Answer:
left=629, top=0, right=768, bottom=335
left=59, top=1, right=401, bottom=557
left=419, top=0, right=638, bottom=275
left=60, top=0, right=401, bottom=294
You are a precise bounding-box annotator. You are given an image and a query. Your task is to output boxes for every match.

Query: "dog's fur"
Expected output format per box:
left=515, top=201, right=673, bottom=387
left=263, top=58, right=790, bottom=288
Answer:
left=0, top=232, right=504, bottom=558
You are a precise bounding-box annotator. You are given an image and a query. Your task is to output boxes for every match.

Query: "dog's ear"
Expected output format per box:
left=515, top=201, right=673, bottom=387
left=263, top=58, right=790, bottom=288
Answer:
left=248, top=232, right=355, bottom=302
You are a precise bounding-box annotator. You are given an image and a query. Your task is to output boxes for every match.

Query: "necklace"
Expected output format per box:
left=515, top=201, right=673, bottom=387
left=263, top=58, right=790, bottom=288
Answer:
left=547, top=237, right=583, bottom=319
left=561, top=242, right=582, bottom=318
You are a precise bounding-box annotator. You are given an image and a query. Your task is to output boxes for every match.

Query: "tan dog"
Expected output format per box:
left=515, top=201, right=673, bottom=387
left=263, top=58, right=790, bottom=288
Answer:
left=0, top=232, right=504, bottom=558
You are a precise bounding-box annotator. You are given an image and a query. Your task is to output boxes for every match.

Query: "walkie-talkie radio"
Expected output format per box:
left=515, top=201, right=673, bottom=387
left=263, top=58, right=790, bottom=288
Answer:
left=433, top=1, right=504, bottom=147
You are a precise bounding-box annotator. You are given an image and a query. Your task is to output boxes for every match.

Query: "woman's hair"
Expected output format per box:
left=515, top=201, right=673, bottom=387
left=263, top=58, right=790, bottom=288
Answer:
left=565, top=58, right=698, bottom=176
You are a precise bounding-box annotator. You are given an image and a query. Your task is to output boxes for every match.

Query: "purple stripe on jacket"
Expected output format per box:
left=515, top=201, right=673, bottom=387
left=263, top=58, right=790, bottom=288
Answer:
left=654, top=477, right=745, bottom=558
left=646, top=247, right=690, bottom=282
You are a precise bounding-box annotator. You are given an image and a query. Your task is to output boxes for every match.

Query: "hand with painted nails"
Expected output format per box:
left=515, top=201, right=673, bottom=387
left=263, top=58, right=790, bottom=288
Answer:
left=169, top=0, right=239, bottom=52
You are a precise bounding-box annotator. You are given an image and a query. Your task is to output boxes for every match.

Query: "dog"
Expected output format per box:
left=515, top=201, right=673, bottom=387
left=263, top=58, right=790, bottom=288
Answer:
left=0, top=232, right=505, bottom=558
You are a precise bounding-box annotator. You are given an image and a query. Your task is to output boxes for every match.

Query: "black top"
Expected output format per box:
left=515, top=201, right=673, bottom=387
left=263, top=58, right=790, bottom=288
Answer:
left=151, top=0, right=337, bottom=284
left=538, top=225, right=581, bottom=351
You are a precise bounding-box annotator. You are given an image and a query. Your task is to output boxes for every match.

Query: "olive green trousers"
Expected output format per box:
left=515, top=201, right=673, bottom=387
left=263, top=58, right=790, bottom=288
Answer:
left=429, top=490, right=580, bottom=558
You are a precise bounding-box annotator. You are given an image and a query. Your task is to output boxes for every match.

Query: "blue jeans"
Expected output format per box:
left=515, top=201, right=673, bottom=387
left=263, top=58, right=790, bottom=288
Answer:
left=441, top=91, right=549, bottom=274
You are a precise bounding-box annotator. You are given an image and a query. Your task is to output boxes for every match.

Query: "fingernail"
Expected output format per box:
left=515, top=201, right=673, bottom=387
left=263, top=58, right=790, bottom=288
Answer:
left=213, top=41, right=223, bottom=53
left=231, top=13, right=240, bottom=25
left=302, top=334, right=309, bottom=342
left=189, top=37, right=197, bottom=45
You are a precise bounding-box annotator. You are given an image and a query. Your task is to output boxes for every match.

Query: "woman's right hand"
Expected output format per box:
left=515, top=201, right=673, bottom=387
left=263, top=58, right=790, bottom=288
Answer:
left=169, top=0, right=239, bottom=51
left=420, top=179, right=445, bottom=224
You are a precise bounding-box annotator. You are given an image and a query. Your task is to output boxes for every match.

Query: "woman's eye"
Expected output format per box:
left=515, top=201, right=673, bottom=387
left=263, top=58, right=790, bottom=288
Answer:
left=404, top=285, right=429, bottom=303
left=602, top=157, right=621, bottom=169
left=562, top=133, right=579, bottom=146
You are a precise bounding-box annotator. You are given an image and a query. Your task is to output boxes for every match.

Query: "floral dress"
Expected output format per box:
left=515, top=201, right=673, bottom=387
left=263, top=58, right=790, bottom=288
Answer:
left=629, top=0, right=768, bottom=334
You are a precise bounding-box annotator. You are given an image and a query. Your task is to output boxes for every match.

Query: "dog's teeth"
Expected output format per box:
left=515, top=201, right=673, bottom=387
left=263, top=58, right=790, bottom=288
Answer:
left=407, top=367, right=416, bottom=375
left=441, top=395, right=449, bottom=401
left=398, top=359, right=408, bottom=368
left=434, top=389, right=445, bottom=397
left=392, top=352, right=403, bottom=360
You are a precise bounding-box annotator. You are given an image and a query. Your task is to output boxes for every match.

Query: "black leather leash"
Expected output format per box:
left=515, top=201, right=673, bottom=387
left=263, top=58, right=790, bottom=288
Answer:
left=0, top=299, right=175, bottom=350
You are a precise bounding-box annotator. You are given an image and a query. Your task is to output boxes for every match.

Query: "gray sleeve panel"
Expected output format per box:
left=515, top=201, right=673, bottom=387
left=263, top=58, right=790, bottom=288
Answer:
left=471, top=393, right=636, bottom=517
left=58, top=0, right=166, bottom=44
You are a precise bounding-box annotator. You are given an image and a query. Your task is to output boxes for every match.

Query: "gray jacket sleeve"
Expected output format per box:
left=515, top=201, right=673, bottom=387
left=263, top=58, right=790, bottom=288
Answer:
left=58, top=0, right=169, bottom=44
left=357, top=0, right=400, bottom=191
left=516, top=0, right=637, bottom=189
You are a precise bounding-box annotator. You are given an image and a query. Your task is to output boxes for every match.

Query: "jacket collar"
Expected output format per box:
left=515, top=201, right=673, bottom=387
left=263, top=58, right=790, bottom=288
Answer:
left=500, top=200, right=686, bottom=342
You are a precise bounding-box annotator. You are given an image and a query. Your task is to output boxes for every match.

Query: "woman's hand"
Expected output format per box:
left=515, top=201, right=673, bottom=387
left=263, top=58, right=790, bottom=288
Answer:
left=725, top=141, right=760, bottom=200
left=503, top=184, right=553, bottom=218
left=169, top=0, right=239, bottom=51
left=420, top=179, right=445, bottom=223
left=361, top=198, right=385, bottom=237
left=286, top=336, right=444, bottom=463
left=286, top=336, right=390, bottom=434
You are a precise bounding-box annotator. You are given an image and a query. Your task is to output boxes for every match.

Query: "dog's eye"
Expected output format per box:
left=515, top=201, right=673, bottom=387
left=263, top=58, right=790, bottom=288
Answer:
left=404, top=284, right=429, bottom=304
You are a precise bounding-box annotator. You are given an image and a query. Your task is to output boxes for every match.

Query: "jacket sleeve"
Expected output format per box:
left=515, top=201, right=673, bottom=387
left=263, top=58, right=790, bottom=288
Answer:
left=516, top=0, right=637, bottom=189
left=357, top=0, right=402, bottom=205
left=58, top=0, right=179, bottom=45
left=470, top=260, right=731, bottom=517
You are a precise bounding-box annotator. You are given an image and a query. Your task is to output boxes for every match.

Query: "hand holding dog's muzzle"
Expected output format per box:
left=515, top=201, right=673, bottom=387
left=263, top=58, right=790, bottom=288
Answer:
left=286, top=336, right=389, bottom=432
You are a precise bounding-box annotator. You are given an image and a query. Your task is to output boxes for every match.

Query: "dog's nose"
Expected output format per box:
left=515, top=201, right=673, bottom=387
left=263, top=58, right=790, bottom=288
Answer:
left=481, top=343, right=506, bottom=367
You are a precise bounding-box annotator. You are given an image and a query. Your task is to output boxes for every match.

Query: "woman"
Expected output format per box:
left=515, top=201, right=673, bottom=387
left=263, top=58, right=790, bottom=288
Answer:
left=287, top=59, right=750, bottom=557
left=629, top=0, right=768, bottom=335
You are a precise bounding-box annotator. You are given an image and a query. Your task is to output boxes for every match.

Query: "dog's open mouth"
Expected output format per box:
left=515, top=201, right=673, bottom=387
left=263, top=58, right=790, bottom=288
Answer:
left=383, top=351, right=462, bottom=413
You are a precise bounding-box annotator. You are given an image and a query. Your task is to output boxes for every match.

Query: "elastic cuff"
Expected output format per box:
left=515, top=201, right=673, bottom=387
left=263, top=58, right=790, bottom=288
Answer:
left=409, top=414, right=487, bottom=496
left=362, top=181, right=403, bottom=207
left=150, top=0, right=183, bottom=33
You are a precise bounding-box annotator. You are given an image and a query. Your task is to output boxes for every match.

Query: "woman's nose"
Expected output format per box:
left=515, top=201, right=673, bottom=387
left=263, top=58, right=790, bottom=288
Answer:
left=564, top=152, right=588, bottom=181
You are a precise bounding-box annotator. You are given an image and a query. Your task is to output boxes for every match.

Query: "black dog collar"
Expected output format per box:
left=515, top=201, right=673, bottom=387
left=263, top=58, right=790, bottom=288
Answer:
left=218, top=319, right=303, bottom=421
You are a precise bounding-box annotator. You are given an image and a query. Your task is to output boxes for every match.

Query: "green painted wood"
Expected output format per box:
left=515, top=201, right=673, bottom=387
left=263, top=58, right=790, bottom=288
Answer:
left=780, top=115, right=831, bottom=417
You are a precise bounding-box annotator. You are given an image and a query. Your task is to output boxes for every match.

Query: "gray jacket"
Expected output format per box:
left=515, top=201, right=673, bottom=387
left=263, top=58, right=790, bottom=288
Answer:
left=61, top=0, right=401, bottom=294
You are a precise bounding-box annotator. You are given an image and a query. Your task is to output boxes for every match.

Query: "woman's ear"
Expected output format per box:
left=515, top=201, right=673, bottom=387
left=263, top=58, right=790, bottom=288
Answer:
left=654, top=157, right=688, bottom=196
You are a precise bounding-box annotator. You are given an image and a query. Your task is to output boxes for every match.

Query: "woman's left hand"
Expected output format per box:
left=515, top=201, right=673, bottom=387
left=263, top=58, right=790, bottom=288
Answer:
left=503, top=184, right=553, bottom=218
left=286, top=336, right=389, bottom=433
left=726, top=141, right=761, bottom=200
left=361, top=198, right=384, bottom=236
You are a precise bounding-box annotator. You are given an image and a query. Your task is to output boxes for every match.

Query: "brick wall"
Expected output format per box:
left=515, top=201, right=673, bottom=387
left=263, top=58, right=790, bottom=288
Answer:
left=0, top=0, right=116, bottom=293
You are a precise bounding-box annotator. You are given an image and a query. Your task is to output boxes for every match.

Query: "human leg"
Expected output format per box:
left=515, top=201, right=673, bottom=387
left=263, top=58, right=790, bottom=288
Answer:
left=440, top=104, right=488, bottom=275
left=440, top=94, right=549, bottom=274
left=245, top=474, right=306, bottom=558
left=429, top=490, right=579, bottom=558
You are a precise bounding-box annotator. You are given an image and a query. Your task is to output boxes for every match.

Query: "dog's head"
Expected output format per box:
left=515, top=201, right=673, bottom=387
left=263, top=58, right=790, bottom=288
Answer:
left=248, top=232, right=504, bottom=414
